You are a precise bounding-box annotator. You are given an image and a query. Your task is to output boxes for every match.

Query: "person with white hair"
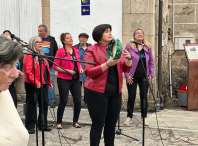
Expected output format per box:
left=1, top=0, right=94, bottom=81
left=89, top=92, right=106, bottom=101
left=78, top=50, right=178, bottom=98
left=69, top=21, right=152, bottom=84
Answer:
left=0, top=37, right=29, bottom=145
left=23, top=36, right=53, bottom=134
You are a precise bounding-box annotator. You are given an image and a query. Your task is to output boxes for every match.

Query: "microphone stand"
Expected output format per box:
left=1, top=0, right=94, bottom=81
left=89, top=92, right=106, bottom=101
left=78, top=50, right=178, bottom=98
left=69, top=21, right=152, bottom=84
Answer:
left=38, top=57, right=45, bottom=146
left=18, top=38, right=95, bottom=146
left=135, top=43, right=157, bottom=146
left=116, top=111, right=139, bottom=141
left=32, top=52, right=39, bottom=146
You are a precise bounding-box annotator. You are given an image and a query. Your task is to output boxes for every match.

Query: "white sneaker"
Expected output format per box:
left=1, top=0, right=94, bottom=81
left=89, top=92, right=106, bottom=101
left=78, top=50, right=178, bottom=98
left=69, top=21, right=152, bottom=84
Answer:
left=123, top=117, right=132, bottom=125
left=141, top=118, right=149, bottom=126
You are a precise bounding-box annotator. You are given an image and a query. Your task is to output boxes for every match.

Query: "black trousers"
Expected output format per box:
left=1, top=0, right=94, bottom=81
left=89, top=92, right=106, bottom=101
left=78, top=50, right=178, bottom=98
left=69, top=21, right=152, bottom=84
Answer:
left=85, top=88, right=122, bottom=146
left=57, top=78, right=81, bottom=124
left=127, top=77, right=149, bottom=118
left=25, top=82, right=49, bottom=130
left=9, top=81, right=17, bottom=108
left=80, top=81, right=86, bottom=103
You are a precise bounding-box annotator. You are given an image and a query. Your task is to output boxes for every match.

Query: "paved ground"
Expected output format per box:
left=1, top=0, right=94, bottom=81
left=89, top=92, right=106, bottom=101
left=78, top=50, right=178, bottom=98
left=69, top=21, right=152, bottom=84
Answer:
left=17, top=103, right=198, bottom=146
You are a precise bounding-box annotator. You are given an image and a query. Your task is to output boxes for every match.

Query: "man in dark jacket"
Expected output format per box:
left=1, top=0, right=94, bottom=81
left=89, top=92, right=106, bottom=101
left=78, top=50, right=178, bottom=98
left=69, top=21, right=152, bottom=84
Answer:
left=38, top=24, right=58, bottom=108
left=74, top=33, right=92, bottom=108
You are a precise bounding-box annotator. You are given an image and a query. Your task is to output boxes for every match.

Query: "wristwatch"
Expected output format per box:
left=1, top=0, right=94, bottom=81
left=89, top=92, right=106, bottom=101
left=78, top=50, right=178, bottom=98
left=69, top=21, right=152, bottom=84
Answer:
left=127, top=55, right=133, bottom=60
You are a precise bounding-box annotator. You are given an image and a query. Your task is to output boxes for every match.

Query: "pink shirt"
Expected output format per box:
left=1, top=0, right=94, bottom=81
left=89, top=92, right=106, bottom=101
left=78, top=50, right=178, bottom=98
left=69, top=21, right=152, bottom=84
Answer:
left=53, top=46, right=81, bottom=80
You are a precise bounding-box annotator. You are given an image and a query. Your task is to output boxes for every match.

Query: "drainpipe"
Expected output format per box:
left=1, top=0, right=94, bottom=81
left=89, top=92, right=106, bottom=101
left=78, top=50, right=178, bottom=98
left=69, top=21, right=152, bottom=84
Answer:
left=158, top=0, right=163, bottom=108
left=169, top=48, right=172, bottom=98
left=173, top=0, right=175, bottom=43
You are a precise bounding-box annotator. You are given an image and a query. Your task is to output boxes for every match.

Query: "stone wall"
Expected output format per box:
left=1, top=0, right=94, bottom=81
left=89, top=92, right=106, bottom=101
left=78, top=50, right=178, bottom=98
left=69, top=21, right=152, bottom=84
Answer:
left=162, top=0, right=198, bottom=98
left=42, top=0, right=50, bottom=35
left=122, top=0, right=156, bottom=107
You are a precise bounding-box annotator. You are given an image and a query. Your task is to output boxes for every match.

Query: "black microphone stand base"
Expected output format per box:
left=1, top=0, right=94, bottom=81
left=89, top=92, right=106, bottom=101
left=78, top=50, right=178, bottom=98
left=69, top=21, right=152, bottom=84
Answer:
left=115, top=128, right=139, bottom=141
left=116, top=114, right=139, bottom=142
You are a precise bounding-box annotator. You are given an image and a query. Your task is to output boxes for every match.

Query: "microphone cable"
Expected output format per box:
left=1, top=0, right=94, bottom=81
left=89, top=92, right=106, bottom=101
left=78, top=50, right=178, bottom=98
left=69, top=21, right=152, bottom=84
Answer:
left=43, top=88, right=72, bottom=146
left=122, top=93, right=164, bottom=146
left=122, top=93, right=198, bottom=145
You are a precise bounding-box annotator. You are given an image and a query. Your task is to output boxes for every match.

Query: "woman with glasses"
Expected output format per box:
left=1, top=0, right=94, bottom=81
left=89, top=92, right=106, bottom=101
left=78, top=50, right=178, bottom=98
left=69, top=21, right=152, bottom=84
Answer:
left=24, top=36, right=53, bottom=134
left=53, top=33, right=83, bottom=129
left=123, top=29, right=154, bottom=126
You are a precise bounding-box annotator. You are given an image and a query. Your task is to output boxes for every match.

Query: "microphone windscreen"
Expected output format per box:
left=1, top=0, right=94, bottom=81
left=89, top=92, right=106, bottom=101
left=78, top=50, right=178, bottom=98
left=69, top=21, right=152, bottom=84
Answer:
left=130, top=39, right=134, bottom=43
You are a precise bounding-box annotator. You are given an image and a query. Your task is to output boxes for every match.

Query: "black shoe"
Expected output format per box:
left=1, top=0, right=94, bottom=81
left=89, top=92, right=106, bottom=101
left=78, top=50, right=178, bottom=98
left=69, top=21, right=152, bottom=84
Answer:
left=44, top=127, right=52, bottom=131
left=39, top=127, right=52, bottom=131
left=50, top=102, right=56, bottom=108
left=28, top=129, right=35, bottom=134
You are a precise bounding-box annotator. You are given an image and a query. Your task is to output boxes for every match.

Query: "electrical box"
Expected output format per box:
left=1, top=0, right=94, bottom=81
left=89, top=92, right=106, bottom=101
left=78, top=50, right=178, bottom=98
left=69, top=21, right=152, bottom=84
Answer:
left=175, top=37, right=194, bottom=50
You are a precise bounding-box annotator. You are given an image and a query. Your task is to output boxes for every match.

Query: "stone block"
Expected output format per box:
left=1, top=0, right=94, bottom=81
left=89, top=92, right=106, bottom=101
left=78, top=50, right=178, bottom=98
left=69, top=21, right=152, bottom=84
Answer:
left=147, top=35, right=156, bottom=51
left=169, top=0, right=173, bottom=3
left=196, top=4, right=198, bottom=23
left=174, top=4, right=195, bottom=23
left=195, top=35, right=198, bottom=43
left=122, top=13, right=155, bottom=36
left=131, top=0, right=155, bottom=14
left=168, top=4, right=173, bottom=23
left=42, top=6, right=50, bottom=32
left=168, top=23, right=173, bottom=32
left=149, top=0, right=155, bottom=14
left=42, top=17, right=50, bottom=32
left=122, top=35, right=133, bottom=49
left=175, top=0, right=198, bottom=3
left=123, top=0, right=131, bottom=14
left=42, top=0, right=50, bottom=7
left=42, top=7, right=50, bottom=19
left=174, top=24, right=184, bottom=35
left=183, top=24, right=198, bottom=34
left=54, top=75, right=59, bottom=95
left=15, top=76, right=25, bottom=94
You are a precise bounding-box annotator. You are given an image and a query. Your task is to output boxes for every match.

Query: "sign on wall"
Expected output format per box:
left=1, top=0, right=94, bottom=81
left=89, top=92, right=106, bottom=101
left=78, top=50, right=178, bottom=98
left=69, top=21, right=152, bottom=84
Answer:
left=81, top=6, right=90, bottom=15
left=81, top=0, right=90, bottom=5
left=81, top=0, right=90, bottom=15
left=184, top=44, right=198, bottom=61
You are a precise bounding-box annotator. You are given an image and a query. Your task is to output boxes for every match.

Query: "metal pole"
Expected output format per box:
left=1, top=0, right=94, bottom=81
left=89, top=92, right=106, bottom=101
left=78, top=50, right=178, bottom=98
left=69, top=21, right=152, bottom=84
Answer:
left=169, top=48, right=172, bottom=98
left=158, top=0, right=163, bottom=108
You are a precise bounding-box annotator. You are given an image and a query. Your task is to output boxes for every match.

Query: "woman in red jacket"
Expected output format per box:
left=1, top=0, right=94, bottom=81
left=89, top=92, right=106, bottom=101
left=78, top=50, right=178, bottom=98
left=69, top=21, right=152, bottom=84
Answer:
left=83, top=24, right=132, bottom=146
left=23, top=36, right=53, bottom=134
left=53, top=33, right=83, bottom=129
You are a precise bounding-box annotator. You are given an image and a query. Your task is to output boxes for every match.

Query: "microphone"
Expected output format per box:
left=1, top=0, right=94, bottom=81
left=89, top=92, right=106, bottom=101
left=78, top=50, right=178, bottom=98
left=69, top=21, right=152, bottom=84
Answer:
left=11, top=34, right=21, bottom=41
left=130, top=39, right=145, bottom=46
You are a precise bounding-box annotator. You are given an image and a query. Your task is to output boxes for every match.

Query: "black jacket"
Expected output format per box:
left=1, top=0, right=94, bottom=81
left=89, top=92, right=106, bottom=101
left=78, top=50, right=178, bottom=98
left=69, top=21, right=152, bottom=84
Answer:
left=74, top=43, right=92, bottom=49
left=48, top=36, right=58, bottom=67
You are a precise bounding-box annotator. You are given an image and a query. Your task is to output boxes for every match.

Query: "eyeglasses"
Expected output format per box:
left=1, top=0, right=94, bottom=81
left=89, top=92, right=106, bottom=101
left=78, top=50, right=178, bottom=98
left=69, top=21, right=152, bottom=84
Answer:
left=35, top=41, right=43, bottom=44
left=135, top=33, right=144, bottom=35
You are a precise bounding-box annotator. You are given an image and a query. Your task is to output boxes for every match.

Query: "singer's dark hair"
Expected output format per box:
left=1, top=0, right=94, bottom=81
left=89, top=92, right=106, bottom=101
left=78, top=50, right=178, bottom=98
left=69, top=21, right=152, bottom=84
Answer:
left=92, top=24, right=111, bottom=43
left=3, top=30, right=13, bottom=40
left=3, top=30, right=11, bottom=36
left=0, top=37, right=23, bottom=67
left=60, top=33, right=71, bottom=56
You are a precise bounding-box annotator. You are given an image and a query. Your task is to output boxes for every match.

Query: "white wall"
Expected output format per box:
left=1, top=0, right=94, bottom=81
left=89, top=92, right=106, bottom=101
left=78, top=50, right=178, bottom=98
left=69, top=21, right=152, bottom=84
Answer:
left=50, top=0, right=122, bottom=48
left=0, top=0, right=42, bottom=43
